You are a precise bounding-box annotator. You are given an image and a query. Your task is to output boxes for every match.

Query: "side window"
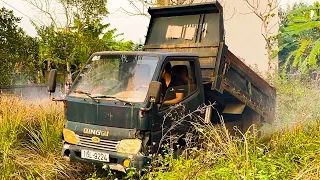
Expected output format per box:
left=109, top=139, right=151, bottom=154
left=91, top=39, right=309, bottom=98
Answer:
left=159, top=59, right=197, bottom=110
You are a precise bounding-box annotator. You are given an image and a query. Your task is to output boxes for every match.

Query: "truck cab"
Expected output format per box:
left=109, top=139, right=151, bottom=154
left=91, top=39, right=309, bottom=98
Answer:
left=46, top=1, right=276, bottom=173
left=50, top=51, right=205, bottom=172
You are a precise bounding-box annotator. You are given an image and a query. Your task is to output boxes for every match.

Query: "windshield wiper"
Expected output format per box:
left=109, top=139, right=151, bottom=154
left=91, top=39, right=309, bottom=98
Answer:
left=72, top=90, right=133, bottom=105
left=72, top=90, right=99, bottom=103
left=91, top=95, right=133, bottom=105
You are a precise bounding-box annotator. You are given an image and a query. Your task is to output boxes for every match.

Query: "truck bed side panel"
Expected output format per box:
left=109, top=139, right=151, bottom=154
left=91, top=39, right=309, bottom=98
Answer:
left=222, top=51, right=276, bottom=121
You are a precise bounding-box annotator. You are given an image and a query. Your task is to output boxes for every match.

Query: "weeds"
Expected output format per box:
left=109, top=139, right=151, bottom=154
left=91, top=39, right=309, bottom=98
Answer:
left=143, top=78, right=320, bottom=180
left=0, top=95, right=89, bottom=179
left=26, top=115, right=63, bottom=156
left=1, top=78, right=320, bottom=179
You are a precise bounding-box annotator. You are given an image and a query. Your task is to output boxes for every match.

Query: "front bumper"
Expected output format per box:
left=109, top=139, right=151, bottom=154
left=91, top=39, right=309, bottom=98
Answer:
left=61, top=143, right=151, bottom=172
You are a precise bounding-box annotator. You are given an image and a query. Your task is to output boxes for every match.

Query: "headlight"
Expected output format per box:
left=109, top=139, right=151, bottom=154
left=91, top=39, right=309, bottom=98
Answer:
left=116, top=139, right=142, bottom=154
left=63, top=129, right=79, bottom=145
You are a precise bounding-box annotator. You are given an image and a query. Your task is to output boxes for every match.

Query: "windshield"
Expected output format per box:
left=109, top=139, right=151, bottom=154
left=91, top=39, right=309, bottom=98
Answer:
left=69, top=54, right=159, bottom=103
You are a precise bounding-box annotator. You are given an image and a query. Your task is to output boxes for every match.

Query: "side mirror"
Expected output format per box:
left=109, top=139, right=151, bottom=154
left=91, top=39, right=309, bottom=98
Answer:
left=146, top=81, right=162, bottom=103
left=47, top=69, right=57, bottom=93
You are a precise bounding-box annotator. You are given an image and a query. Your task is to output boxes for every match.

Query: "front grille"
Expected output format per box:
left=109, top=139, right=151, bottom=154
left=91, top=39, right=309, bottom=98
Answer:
left=78, top=135, right=119, bottom=152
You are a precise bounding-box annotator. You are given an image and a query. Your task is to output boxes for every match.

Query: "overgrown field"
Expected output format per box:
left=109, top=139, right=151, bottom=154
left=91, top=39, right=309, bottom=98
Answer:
left=1, top=78, right=320, bottom=179
left=0, top=96, right=95, bottom=179
left=146, top=78, right=320, bottom=180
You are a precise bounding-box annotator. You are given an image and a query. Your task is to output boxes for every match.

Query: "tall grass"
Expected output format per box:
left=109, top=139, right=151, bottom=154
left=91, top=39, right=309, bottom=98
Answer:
left=1, top=77, right=320, bottom=179
left=143, top=78, right=320, bottom=180
left=0, top=95, right=89, bottom=179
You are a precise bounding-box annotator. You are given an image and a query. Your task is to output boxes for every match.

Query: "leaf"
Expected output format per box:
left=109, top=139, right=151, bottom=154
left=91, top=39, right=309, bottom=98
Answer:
left=271, top=50, right=280, bottom=59
left=300, top=56, right=310, bottom=73
left=284, top=21, right=320, bottom=35
left=293, top=40, right=311, bottom=67
left=289, top=5, right=314, bottom=18
left=307, top=39, right=320, bottom=67
left=281, top=50, right=296, bottom=77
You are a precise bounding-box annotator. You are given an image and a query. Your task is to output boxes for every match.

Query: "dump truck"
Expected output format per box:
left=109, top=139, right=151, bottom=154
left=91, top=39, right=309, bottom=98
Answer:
left=47, top=1, right=276, bottom=173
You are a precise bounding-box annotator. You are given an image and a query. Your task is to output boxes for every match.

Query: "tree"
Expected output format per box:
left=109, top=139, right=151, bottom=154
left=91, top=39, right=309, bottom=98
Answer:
left=25, top=0, right=109, bottom=73
left=277, top=2, right=307, bottom=76
left=70, top=17, right=134, bottom=76
left=279, top=1, right=320, bottom=76
left=0, top=7, right=42, bottom=86
left=14, top=35, right=41, bottom=84
left=26, top=0, right=135, bottom=82
left=24, top=0, right=109, bottom=28
left=0, top=7, right=25, bottom=86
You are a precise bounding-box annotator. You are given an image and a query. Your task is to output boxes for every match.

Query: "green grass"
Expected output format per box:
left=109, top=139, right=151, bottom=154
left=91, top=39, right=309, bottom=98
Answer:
left=144, top=121, right=320, bottom=179
left=0, top=95, right=91, bottom=179
left=142, top=78, right=320, bottom=180
left=1, top=78, right=320, bottom=179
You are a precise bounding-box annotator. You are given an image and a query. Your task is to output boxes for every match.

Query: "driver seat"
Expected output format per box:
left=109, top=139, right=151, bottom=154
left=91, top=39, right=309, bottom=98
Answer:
left=171, top=65, right=193, bottom=95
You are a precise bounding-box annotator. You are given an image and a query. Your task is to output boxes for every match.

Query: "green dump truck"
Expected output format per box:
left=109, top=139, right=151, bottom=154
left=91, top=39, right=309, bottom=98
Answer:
left=47, top=1, right=276, bottom=173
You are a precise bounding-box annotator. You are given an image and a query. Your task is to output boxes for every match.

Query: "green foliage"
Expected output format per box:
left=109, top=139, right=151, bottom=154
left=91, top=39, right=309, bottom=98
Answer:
left=32, top=0, right=135, bottom=80
left=281, top=51, right=296, bottom=77
left=0, top=7, right=43, bottom=86
left=307, top=39, right=320, bottom=67
left=26, top=114, right=64, bottom=156
left=60, top=0, right=108, bottom=23
left=278, top=1, right=320, bottom=76
left=292, top=40, right=311, bottom=68
left=0, top=96, right=91, bottom=179
left=0, top=7, right=24, bottom=86
left=269, top=77, right=320, bottom=129
left=15, top=35, right=42, bottom=84
left=1, top=0, right=136, bottom=86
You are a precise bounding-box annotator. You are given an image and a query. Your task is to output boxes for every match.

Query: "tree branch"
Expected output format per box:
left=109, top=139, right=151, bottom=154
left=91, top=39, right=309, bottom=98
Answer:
left=24, top=0, right=58, bottom=28
left=242, top=0, right=279, bottom=76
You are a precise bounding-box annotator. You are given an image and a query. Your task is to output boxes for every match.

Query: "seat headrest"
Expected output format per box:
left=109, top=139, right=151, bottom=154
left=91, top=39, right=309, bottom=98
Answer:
left=172, top=65, right=188, bottom=76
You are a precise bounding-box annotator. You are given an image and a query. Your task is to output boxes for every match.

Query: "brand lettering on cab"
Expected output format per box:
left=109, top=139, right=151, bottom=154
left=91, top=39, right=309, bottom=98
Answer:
left=83, top=128, right=109, bottom=136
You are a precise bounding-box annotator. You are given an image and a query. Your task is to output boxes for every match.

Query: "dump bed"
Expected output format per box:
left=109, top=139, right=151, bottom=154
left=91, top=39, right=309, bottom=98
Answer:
left=143, top=2, right=276, bottom=122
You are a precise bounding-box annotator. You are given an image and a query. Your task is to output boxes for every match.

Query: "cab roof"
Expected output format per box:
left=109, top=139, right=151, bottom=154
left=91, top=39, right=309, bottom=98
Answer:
left=91, top=51, right=198, bottom=59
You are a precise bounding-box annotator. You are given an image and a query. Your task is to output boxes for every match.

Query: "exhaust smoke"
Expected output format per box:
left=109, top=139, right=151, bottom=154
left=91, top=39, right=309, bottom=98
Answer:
left=0, top=84, right=65, bottom=103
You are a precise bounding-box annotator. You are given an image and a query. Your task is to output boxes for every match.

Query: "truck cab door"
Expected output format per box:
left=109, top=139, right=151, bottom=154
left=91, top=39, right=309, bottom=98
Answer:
left=151, top=56, right=204, bottom=152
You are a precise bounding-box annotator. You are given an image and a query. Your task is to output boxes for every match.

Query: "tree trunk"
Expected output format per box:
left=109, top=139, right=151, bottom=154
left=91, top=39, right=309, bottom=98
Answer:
left=66, top=60, right=71, bottom=73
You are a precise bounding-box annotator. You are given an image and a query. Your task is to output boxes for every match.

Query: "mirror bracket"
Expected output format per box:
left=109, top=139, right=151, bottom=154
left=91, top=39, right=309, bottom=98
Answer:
left=140, top=97, right=155, bottom=112
left=140, top=81, right=162, bottom=112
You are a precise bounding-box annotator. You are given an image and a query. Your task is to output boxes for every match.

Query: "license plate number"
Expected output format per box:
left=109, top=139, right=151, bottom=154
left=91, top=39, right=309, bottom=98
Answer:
left=81, top=150, right=109, bottom=162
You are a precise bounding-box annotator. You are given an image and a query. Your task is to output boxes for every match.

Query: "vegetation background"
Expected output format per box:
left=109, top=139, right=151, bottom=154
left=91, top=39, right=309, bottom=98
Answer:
left=1, top=0, right=320, bottom=179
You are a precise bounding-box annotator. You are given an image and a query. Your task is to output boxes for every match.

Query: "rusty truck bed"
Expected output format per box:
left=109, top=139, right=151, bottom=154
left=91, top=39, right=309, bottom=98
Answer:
left=144, top=2, right=276, bottom=122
